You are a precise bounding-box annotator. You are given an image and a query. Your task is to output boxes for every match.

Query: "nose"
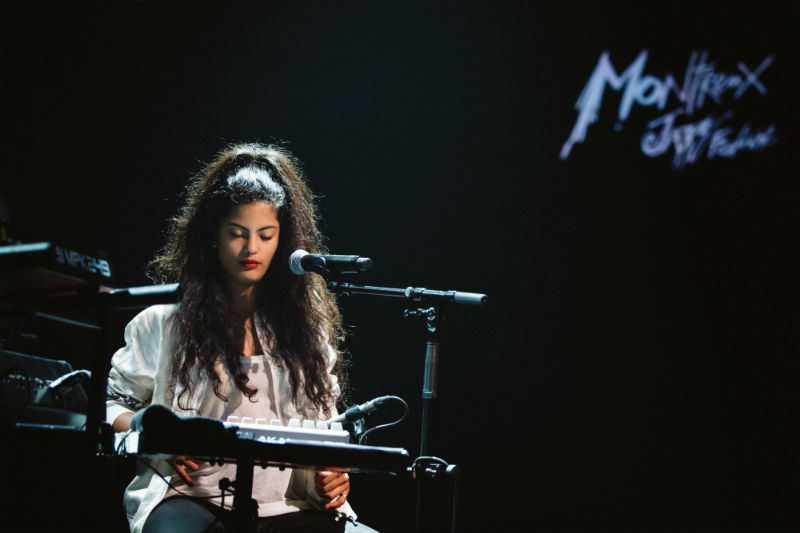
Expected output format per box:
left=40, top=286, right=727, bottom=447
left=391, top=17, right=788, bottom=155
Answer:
left=245, top=234, right=259, bottom=255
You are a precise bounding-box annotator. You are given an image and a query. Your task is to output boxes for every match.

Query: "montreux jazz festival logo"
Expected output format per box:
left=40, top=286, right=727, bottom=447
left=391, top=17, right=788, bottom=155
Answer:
left=560, top=50, right=776, bottom=169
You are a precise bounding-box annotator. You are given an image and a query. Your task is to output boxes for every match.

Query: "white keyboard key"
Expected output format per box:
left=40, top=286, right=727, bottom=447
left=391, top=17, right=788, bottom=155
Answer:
left=227, top=416, right=239, bottom=424
left=241, top=417, right=253, bottom=425
left=222, top=417, right=350, bottom=444
left=316, top=421, right=328, bottom=430
left=330, top=422, right=343, bottom=431
left=255, top=418, right=266, bottom=425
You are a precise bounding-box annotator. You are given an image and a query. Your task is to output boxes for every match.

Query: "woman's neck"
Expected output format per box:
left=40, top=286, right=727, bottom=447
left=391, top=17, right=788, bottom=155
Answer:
left=226, top=284, right=264, bottom=356
left=226, top=283, right=259, bottom=317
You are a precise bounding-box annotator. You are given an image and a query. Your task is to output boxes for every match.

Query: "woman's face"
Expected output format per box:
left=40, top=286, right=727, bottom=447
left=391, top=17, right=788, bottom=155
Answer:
left=217, top=201, right=280, bottom=293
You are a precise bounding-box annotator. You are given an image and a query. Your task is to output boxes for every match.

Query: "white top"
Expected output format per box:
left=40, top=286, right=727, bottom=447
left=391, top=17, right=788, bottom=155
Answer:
left=163, top=355, right=313, bottom=516
left=106, top=304, right=355, bottom=533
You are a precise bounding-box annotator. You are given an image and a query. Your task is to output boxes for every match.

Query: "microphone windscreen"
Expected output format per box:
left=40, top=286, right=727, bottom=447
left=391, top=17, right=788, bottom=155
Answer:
left=289, top=249, right=309, bottom=275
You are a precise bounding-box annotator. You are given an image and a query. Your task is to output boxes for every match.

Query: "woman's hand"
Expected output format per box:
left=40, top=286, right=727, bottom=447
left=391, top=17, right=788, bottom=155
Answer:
left=314, top=470, right=350, bottom=509
left=168, top=456, right=199, bottom=486
left=117, top=412, right=198, bottom=486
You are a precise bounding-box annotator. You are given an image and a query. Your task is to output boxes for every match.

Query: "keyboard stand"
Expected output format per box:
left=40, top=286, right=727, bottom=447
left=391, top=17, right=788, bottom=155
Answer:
left=231, top=456, right=258, bottom=532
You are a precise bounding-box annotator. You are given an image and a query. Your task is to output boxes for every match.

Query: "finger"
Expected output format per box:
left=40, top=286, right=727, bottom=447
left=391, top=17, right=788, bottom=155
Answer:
left=318, top=478, right=346, bottom=496
left=324, top=493, right=347, bottom=510
left=174, top=464, right=194, bottom=486
left=322, top=472, right=349, bottom=493
left=314, top=470, right=336, bottom=491
left=322, top=479, right=349, bottom=501
left=320, top=471, right=346, bottom=485
left=183, top=459, right=200, bottom=471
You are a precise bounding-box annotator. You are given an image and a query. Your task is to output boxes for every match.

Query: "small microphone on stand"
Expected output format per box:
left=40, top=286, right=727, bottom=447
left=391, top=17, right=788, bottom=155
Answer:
left=330, top=396, right=391, bottom=424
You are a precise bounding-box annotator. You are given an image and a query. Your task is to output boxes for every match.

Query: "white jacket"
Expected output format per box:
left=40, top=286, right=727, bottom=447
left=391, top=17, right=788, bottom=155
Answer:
left=106, top=304, right=354, bottom=533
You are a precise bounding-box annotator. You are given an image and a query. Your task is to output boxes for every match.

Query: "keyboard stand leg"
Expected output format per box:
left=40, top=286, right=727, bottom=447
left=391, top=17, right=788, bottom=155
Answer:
left=232, top=457, right=258, bottom=532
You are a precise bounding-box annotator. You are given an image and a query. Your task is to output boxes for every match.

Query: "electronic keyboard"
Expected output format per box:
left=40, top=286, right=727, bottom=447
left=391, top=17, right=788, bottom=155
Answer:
left=115, top=407, right=409, bottom=475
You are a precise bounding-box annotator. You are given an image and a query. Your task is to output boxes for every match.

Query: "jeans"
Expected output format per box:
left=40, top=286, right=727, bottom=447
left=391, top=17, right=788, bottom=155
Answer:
left=141, top=497, right=377, bottom=533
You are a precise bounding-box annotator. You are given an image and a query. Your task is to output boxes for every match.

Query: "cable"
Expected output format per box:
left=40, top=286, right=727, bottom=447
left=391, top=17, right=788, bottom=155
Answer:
left=114, top=433, right=223, bottom=501
left=356, top=395, right=408, bottom=445
left=114, top=430, right=131, bottom=454
left=130, top=454, right=224, bottom=501
left=132, top=455, right=229, bottom=532
left=411, top=455, right=449, bottom=469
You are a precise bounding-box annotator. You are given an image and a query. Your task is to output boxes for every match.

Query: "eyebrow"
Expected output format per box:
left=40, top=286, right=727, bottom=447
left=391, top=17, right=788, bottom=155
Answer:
left=227, top=222, right=278, bottom=232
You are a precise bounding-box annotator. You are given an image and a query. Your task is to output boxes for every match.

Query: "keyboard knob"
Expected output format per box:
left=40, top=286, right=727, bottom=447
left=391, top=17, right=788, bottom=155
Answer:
left=288, top=418, right=301, bottom=427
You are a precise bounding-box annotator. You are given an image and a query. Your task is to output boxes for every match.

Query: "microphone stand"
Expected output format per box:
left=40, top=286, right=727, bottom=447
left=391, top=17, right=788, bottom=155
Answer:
left=327, top=280, right=486, bottom=532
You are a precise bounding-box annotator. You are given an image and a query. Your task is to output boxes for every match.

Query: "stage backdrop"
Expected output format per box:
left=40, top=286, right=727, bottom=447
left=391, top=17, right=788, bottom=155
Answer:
left=1, top=1, right=798, bottom=531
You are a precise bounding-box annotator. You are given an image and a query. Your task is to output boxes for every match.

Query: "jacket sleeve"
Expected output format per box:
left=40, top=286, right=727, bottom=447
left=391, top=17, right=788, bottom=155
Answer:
left=105, top=306, right=166, bottom=427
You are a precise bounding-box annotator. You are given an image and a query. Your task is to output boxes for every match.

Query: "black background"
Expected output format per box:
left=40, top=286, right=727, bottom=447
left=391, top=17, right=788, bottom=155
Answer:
left=1, top=1, right=799, bottom=531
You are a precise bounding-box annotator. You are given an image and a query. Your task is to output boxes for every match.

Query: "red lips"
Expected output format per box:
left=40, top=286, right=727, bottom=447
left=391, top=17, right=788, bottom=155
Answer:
left=240, top=259, right=260, bottom=270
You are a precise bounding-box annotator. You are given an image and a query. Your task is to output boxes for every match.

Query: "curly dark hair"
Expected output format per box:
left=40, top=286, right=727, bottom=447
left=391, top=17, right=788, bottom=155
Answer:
left=148, top=143, right=345, bottom=417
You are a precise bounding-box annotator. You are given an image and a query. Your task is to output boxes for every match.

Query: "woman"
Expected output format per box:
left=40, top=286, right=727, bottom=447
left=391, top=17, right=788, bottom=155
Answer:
left=107, top=143, right=365, bottom=533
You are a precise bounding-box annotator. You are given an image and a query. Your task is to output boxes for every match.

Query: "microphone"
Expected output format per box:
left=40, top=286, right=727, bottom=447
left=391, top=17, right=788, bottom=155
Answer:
left=289, top=249, right=373, bottom=276
left=329, top=396, right=391, bottom=424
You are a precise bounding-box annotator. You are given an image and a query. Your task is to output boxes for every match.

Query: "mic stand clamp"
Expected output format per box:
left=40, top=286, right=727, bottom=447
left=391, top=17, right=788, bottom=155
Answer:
left=410, top=457, right=459, bottom=480
left=402, top=307, right=436, bottom=319
left=352, top=418, right=364, bottom=440
left=343, top=418, right=365, bottom=443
